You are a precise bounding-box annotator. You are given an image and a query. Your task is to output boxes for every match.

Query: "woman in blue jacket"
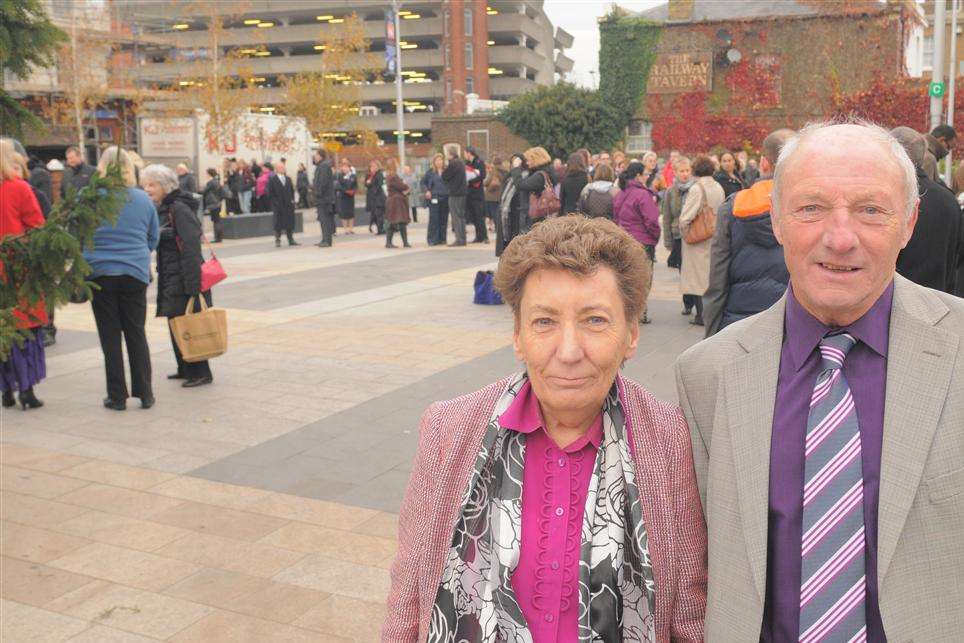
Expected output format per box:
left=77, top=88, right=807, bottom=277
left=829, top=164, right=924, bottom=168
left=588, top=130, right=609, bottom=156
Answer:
left=83, top=147, right=160, bottom=411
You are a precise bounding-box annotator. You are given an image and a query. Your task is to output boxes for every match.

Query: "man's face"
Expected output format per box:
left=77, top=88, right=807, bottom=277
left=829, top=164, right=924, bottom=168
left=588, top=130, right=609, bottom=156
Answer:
left=176, top=166, right=186, bottom=176
left=772, top=134, right=918, bottom=327
left=275, top=163, right=286, bottom=175
left=599, top=153, right=611, bottom=165
left=66, top=150, right=81, bottom=168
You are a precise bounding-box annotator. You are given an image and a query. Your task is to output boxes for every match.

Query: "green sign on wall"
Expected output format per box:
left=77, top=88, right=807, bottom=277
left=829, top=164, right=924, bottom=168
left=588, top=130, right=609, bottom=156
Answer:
left=929, top=81, right=946, bottom=98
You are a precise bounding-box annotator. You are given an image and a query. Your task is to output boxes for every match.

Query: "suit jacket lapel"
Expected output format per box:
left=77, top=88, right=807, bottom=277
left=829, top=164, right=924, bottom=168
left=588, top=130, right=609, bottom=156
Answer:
left=725, top=296, right=786, bottom=600
left=877, top=276, right=957, bottom=581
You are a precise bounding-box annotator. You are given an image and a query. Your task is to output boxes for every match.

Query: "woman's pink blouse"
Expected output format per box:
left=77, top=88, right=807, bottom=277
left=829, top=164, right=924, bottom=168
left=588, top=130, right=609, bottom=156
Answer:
left=498, top=381, right=603, bottom=642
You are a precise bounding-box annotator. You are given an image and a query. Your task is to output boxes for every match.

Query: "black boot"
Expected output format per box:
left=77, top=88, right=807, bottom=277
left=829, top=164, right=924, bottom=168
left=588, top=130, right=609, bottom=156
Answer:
left=287, top=233, right=299, bottom=246
left=19, top=387, right=44, bottom=410
left=400, top=224, right=411, bottom=248
left=275, top=235, right=281, bottom=248
left=385, top=225, right=397, bottom=248
left=2, top=390, right=14, bottom=408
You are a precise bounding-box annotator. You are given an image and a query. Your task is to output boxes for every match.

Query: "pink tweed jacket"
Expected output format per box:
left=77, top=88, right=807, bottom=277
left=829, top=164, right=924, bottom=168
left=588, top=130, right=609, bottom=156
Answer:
left=382, top=375, right=708, bottom=642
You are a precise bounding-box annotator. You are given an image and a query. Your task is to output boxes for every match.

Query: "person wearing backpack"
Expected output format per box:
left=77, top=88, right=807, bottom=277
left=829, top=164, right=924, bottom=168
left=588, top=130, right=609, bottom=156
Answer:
left=201, top=168, right=225, bottom=243
left=577, top=163, right=618, bottom=219
left=679, top=156, right=724, bottom=326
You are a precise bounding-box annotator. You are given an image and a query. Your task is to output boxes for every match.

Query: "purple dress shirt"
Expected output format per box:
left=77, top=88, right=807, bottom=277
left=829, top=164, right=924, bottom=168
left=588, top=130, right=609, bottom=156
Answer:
left=500, top=380, right=603, bottom=642
left=763, top=283, right=893, bottom=642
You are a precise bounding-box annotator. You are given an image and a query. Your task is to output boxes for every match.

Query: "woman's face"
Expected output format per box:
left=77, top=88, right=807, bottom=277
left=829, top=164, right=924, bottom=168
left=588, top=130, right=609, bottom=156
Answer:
left=514, top=266, right=639, bottom=421
left=643, top=155, right=657, bottom=171
left=143, top=180, right=165, bottom=204
left=721, top=154, right=735, bottom=173
left=341, top=160, right=350, bottom=173
left=434, top=157, right=444, bottom=172
left=511, top=156, right=523, bottom=168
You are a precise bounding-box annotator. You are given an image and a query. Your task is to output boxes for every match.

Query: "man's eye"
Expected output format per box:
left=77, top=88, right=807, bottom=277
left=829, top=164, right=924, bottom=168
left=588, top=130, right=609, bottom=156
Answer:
left=587, top=316, right=607, bottom=325
left=534, top=318, right=554, bottom=327
left=862, top=206, right=881, bottom=216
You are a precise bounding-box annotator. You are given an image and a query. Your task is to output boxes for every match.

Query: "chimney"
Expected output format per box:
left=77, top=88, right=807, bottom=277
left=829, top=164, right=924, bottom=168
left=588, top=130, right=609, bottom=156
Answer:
left=668, top=0, right=696, bottom=21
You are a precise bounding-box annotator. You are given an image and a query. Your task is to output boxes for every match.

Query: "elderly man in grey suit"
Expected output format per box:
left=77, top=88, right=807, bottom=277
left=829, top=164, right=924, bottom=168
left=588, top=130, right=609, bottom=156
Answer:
left=676, top=121, right=964, bottom=643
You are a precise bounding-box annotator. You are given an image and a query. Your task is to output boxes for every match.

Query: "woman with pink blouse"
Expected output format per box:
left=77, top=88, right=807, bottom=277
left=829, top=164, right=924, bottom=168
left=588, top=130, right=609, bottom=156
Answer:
left=383, top=216, right=707, bottom=642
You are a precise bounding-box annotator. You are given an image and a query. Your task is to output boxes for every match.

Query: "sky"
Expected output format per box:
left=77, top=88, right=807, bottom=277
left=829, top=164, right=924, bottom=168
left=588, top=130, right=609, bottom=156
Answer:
left=543, top=0, right=664, bottom=88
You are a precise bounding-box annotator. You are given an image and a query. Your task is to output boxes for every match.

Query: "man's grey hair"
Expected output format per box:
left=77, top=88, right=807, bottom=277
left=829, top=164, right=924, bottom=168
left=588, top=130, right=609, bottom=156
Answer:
left=140, top=163, right=179, bottom=195
left=771, top=120, right=918, bottom=220
left=889, top=126, right=926, bottom=167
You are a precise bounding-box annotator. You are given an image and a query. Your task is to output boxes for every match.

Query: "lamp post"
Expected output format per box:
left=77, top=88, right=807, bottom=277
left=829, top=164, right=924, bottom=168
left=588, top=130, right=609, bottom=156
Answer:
left=930, top=0, right=947, bottom=131
left=392, top=0, right=406, bottom=167
left=944, top=0, right=959, bottom=187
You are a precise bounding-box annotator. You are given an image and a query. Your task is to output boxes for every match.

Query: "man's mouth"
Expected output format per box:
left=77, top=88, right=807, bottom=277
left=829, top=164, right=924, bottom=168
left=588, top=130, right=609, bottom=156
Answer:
left=818, top=262, right=859, bottom=272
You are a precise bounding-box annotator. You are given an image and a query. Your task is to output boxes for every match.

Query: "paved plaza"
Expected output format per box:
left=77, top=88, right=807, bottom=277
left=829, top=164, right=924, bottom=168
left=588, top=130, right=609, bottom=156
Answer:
left=1, top=217, right=706, bottom=641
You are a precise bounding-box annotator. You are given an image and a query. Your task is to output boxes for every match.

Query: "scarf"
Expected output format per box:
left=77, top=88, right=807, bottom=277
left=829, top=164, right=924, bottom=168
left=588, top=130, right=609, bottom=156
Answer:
left=499, top=171, right=521, bottom=240
left=429, top=373, right=656, bottom=642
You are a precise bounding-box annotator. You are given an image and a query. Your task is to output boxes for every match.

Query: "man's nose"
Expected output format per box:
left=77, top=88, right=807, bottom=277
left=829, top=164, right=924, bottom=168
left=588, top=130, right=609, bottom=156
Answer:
left=821, top=209, right=860, bottom=254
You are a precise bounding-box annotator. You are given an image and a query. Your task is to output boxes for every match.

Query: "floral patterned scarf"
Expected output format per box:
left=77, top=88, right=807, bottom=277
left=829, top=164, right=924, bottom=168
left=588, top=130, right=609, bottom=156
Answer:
left=429, top=373, right=656, bottom=642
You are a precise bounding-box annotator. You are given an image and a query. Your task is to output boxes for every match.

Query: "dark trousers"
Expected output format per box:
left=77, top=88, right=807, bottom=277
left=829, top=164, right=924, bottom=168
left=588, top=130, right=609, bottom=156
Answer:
left=410, top=206, right=418, bottom=223
left=448, top=195, right=467, bottom=244
left=298, top=187, right=310, bottom=209
left=317, top=202, right=335, bottom=245
left=468, top=197, right=487, bottom=242
left=427, top=197, right=449, bottom=245
left=386, top=222, right=409, bottom=247
left=368, top=207, right=385, bottom=233
left=168, top=296, right=212, bottom=381
left=207, top=208, right=223, bottom=242
left=90, top=275, right=152, bottom=401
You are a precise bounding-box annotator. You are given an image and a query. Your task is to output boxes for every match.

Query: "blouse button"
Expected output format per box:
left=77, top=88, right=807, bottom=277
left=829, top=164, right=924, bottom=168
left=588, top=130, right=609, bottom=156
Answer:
left=544, top=613, right=554, bottom=623
left=558, top=456, right=566, bottom=467
left=551, top=560, right=560, bottom=570
left=555, top=507, right=564, bottom=517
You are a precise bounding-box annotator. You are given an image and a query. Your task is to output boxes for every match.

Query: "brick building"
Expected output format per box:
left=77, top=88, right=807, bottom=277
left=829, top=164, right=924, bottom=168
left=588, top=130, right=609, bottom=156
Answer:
left=431, top=111, right=532, bottom=161
left=610, top=0, right=926, bottom=153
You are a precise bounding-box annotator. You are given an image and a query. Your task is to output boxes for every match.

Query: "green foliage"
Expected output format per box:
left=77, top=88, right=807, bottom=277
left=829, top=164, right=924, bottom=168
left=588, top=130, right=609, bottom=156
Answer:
left=1, top=166, right=126, bottom=359
left=598, top=14, right=662, bottom=126
left=497, top=82, right=624, bottom=159
left=0, top=0, right=67, bottom=138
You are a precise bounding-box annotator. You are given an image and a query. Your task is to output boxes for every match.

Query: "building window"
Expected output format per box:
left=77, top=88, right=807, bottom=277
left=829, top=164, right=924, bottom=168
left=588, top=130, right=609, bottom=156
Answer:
left=465, top=43, right=473, bottom=70
left=923, top=35, right=934, bottom=69
left=464, top=8, right=472, bottom=36
left=446, top=79, right=452, bottom=102
left=466, top=77, right=474, bottom=94
left=626, top=120, right=652, bottom=153
left=444, top=45, right=450, bottom=69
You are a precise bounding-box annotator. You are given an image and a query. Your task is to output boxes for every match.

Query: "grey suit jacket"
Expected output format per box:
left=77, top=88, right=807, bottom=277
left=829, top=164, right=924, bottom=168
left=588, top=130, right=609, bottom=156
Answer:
left=675, top=274, right=964, bottom=642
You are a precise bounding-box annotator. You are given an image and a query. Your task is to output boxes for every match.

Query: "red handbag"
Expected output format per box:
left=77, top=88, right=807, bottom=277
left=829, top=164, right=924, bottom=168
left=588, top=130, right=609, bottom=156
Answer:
left=528, top=171, right=560, bottom=219
left=200, top=238, right=227, bottom=292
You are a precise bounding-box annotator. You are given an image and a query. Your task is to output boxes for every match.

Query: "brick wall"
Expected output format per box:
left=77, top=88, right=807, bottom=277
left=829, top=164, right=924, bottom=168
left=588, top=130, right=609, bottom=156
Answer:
left=431, top=114, right=532, bottom=162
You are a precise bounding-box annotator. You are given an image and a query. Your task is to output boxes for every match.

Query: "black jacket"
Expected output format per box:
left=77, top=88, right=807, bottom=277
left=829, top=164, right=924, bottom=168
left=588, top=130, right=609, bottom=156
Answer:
left=156, top=189, right=206, bottom=318
left=178, top=173, right=198, bottom=195
left=466, top=155, right=486, bottom=202
left=896, top=168, right=963, bottom=294
left=313, top=160, right=334, bottom=204
left=268, top=174, right=296, bottom=230
left=61, top=162, right=95, bottom=199
left=516, top=164, right=556, bottom=222
left=202, top=178, right=223, bottom=212
left=441, top=158, right=467, bottom=197
left=28, top=166, right=53, bottom=204
left=335, top=170, right=357, bottom=218
left=559, top=171, right=589, bottom=216
left=713, top=170, right=744, bottom=199
left=365, top=170, right=386, bottom=211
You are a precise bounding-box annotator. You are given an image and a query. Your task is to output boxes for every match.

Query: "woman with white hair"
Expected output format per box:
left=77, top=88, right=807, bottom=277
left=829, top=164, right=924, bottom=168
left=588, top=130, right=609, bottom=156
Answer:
left=141, top=163, right=213, bottom=388
left=83, top=147, right=160, bottom=410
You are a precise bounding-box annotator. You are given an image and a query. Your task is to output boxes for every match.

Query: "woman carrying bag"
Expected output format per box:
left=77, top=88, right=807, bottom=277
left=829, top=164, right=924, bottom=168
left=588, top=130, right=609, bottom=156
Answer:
left=141, top=164, right=214, bottom=388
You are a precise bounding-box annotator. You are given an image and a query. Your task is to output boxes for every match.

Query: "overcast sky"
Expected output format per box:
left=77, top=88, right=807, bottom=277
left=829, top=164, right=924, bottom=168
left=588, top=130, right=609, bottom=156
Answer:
left=543, top=0, right=664, bottom=88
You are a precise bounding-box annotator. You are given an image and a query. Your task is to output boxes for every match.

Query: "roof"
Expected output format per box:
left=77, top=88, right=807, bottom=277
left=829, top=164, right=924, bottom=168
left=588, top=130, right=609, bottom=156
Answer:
left=632, top=0, right=889, bottom=23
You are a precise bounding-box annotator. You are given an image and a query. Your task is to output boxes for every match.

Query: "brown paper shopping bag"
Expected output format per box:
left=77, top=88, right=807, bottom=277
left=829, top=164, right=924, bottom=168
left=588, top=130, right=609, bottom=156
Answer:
left=169, top=296, right=228, bottom=362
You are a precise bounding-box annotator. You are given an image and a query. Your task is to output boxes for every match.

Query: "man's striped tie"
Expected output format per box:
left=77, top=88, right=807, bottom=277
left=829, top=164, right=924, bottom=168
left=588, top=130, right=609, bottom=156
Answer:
left=798, top=332, right=867, bottom=643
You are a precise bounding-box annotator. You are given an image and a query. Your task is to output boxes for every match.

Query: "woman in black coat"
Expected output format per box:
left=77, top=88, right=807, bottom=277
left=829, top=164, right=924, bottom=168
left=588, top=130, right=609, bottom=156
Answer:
left=516, top=146, right=557, bottom=230
left=713, top=151, right=745, bottom=199
left=296, top=163, right=310, bottom=209
left=141, top=164, right=213, bottom=388
left=365, top=159, right=386, bottom=234
left=558, top=151, right=589, bottom=216
left=335, top=158, right=358, bottom=234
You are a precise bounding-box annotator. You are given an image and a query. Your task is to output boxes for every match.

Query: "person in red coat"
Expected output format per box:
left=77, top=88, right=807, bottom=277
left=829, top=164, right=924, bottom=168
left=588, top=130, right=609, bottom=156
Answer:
left=1, top=139, right=48, bottom=410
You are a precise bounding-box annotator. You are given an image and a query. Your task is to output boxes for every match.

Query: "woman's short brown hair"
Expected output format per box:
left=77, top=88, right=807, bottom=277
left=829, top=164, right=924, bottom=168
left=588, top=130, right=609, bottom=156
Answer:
left=494, top=215, right=652, bottom=323
left=691, top=155, right=716, bottom=177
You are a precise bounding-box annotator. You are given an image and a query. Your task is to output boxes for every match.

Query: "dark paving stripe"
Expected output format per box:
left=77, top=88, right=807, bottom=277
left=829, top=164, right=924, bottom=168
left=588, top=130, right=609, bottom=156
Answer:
left=213, top=246, right=495, bottom=311
left=189, top=298, right=704, bottom=513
